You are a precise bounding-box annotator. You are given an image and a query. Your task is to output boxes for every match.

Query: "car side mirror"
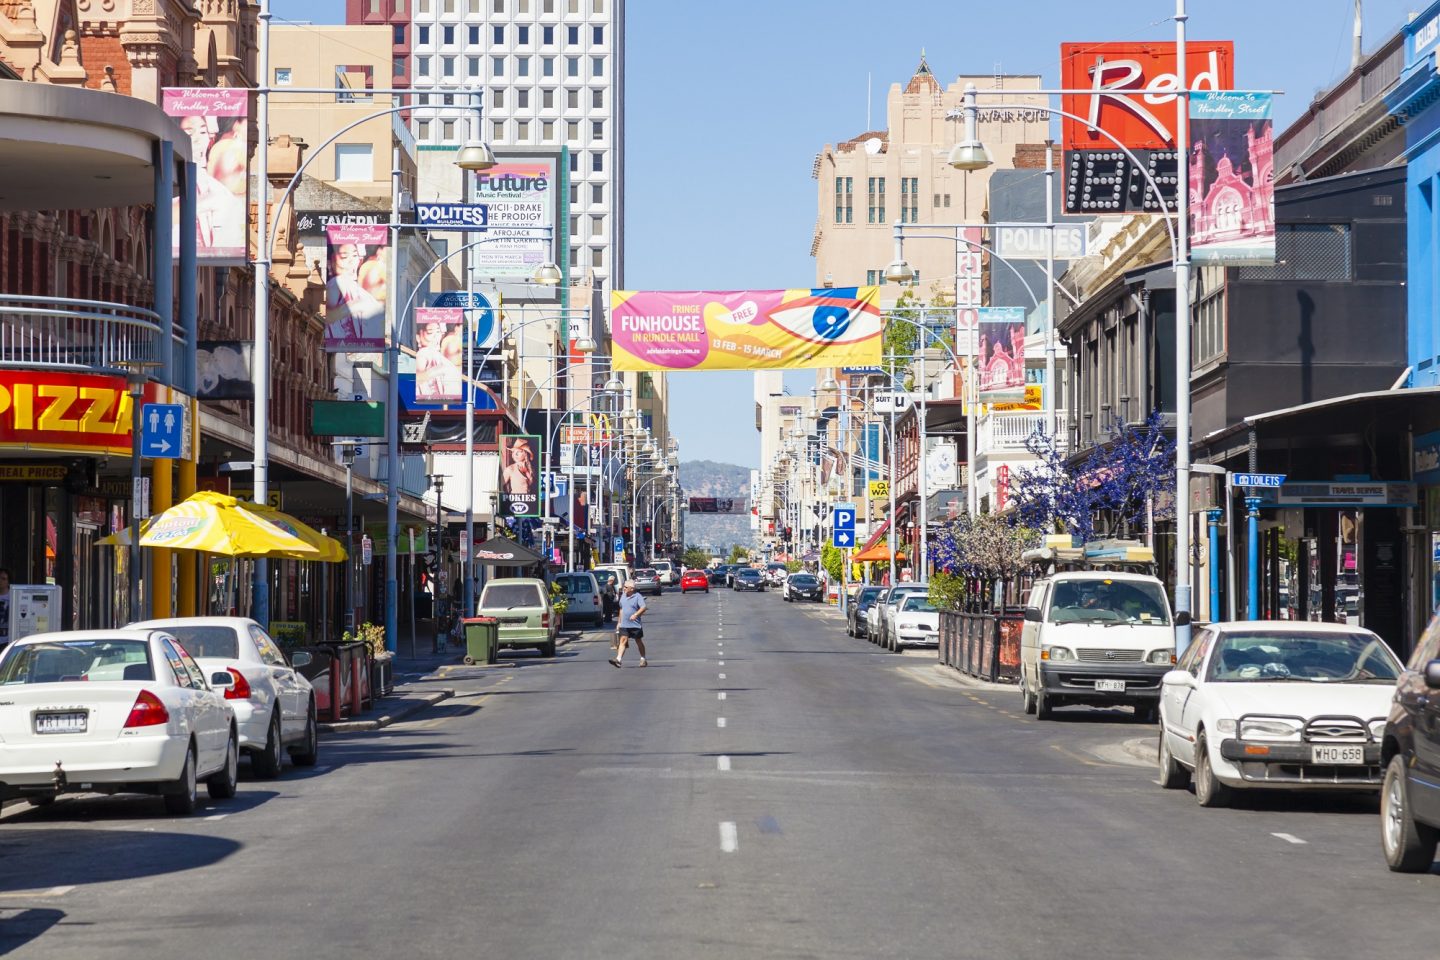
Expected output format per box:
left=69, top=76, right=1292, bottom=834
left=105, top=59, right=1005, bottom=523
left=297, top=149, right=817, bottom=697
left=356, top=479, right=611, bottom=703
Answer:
left=1174, top=611, right=1192, bottom=627
left=1023, top=607, right=1042, bottom=623
left=1162, top=669, right=1191, bottom=686
left=1424, top=659, right=1440, bottom=689
left=291, top=651, right=313, bottom=669
left=210, top=671, right=235, bottom=688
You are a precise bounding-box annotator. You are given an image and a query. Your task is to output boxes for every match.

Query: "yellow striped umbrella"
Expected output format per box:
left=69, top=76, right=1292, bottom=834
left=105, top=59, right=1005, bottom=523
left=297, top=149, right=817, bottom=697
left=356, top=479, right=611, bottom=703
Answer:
left=137, top=491, right=318, bottom=558
left=243, top=503, right=347, bottom=562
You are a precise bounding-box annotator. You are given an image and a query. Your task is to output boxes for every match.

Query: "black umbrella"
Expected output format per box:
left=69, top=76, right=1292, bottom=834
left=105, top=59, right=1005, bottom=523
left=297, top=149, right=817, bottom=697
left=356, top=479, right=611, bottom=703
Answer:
left=472, top=535, right=543, bottom=566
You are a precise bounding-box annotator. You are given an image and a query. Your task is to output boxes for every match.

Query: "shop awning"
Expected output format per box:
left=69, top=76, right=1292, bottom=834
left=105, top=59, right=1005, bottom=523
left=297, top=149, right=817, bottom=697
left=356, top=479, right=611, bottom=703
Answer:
left=472, top=535, right=542, bottom=566
left=853, top=543, right=906, bottom=564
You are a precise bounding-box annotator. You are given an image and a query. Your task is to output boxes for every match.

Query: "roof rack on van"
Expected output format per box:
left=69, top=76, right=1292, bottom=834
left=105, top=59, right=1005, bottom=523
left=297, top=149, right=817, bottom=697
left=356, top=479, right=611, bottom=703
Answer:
left=1022, top=537, right=1156, bottom=576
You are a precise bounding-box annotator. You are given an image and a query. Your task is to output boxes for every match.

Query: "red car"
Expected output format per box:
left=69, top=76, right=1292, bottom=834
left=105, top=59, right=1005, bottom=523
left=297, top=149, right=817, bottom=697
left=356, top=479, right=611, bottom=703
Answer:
left=680, top=569, right=710, bottom=593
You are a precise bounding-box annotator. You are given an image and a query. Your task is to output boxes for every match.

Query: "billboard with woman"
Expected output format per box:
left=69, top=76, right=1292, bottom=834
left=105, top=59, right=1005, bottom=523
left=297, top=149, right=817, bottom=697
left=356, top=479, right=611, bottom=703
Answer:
left=324, top=224, right=389, bottom=352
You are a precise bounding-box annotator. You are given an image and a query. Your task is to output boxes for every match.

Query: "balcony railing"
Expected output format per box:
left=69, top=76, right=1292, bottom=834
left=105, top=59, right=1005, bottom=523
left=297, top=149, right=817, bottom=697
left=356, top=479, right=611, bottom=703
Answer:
left=978, top=410, right=1068, bottom=455
left=0, top=295, right=166, bottom=377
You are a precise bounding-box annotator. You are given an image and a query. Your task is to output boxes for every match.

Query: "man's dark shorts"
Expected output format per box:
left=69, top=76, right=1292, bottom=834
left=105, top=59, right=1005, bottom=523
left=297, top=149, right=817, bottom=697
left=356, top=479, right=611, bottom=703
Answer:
left=619, top=627, right=644, bottom=640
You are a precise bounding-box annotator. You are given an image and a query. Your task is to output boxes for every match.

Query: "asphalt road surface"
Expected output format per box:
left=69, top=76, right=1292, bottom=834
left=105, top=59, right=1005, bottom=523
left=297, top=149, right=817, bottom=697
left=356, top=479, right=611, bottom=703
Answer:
left=3, top=588, right=1436, bottom=959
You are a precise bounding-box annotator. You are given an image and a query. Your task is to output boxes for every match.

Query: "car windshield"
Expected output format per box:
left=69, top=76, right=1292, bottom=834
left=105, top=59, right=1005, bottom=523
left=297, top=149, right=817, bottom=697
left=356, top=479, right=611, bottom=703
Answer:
left=558, top=577, right=593, bottom=595
left=791, top=575, right=818, bottom=586
left=0, top=638, right=155, bottom=684
left=738, top=570, right=760, bottom=579
left=1206, top=631, right=1402, bottom=683
left=857, top=587, right=884, bottom=607
left=902, top=595, right=937, bottom=612
left=635, top=569, right=656, bottom=578
left=1047, top=579, right=1170, bottom=625
left=155, top=625, right=240, bottom=660
left=592, top=570, right=617, bottom=587
left=481, top=584, right=544, bottom=608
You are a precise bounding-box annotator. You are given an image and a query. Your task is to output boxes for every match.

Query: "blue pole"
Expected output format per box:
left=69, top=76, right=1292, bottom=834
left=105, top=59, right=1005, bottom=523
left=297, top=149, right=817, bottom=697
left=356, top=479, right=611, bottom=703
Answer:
left=1207, top=509, right=1222, bottom=624
left=1245, top=497, right=1261, bottom=621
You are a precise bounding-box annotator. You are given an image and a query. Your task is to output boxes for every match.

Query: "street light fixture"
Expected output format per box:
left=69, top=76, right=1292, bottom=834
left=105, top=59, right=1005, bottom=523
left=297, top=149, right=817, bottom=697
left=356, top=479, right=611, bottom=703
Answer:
left=454, top=139, right=498, bottom=171
left=946, top=83, right=992, bottom=172
left=883, top=259, right=915, bottom=284
left=603, top=375, right=625, bottom=393
left=532, top=260, right=563, bottom=285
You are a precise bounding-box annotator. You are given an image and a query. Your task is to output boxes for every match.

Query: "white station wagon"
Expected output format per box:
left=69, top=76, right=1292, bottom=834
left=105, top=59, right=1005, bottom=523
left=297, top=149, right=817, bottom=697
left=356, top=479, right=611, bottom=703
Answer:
left=0, top=629, right=239, bottom=815
left=1157, top=621, right=1402, bottom=807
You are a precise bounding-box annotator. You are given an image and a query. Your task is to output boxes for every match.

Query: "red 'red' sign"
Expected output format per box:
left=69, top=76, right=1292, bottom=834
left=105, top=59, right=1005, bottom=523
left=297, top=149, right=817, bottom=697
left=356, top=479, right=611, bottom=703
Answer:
left=1060, top=41, right=1235, bottom=151
left=0, top=371, right=164, bottom=456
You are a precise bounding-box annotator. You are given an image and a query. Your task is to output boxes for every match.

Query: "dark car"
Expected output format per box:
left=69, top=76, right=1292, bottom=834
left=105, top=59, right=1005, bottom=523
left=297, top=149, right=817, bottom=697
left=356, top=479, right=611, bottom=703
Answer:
left=631, top=568, right=663, bottom=596
left=707, top=566, right=729, bottom=585
left=1379, top=614, right=1440, bottom=871
left=733, top=568, right=764, bottom=592
left=784, top=573, right=823, bottom=602
left=847, top=586, right=886, bottom=638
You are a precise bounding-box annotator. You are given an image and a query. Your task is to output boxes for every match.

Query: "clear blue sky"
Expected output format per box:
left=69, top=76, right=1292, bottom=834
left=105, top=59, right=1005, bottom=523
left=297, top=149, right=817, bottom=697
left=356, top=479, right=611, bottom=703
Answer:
left=274, top=0, right=1416, bottom=468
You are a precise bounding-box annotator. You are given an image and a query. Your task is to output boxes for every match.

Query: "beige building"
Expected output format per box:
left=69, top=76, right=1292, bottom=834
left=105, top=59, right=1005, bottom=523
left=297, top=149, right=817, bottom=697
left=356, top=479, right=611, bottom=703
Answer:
left=268, top=25, right=404, bottom=204
left=812, top=57, right=1046, bottom=300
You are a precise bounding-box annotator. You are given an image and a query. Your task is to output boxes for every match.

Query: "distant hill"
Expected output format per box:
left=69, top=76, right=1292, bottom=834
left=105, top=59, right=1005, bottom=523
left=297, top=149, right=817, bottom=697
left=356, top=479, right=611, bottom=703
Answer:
left=679, top=459, right=755, bottom=555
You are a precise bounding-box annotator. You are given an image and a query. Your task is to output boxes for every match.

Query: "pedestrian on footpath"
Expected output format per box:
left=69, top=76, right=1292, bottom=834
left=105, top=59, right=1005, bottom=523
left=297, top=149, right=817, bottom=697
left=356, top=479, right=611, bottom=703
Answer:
left=609, top=581, right=647, bottom=668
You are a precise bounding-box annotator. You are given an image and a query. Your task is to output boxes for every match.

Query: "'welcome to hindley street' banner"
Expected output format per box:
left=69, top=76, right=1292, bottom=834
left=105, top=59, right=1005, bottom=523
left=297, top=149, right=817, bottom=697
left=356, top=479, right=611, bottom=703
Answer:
left=1189, top=91, right=1276, bottom=265
left=609, top=288, right=883, bottom=372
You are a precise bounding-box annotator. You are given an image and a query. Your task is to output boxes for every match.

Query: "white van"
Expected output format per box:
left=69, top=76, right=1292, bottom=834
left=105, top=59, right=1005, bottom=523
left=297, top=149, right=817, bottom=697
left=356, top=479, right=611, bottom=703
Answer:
left=651, top=559, right=677, bottom=586
left=1018, top=570, right=1179, bottom=722
left=553, top=571, right=605, bottom=626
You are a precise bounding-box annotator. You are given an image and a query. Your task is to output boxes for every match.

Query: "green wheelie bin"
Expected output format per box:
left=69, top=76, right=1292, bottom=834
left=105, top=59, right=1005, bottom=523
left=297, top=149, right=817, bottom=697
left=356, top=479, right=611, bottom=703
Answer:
left=462, top=616, right=500, bottom=665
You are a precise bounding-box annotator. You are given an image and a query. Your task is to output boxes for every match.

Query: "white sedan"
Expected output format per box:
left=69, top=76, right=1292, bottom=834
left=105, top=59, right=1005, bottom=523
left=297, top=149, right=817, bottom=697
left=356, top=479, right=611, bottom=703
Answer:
left=132, top=617, right=317, bottom=777
left=0, top=629, right=238, bottom=814
left=892, top=594, right=941, bottom=649
left=1157, top=621, right=1403, bottom=807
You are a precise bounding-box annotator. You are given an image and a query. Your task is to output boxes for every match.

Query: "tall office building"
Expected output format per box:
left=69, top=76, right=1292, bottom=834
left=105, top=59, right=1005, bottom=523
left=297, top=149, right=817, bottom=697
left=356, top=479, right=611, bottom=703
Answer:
left=393, top=0, right=625, bottom=289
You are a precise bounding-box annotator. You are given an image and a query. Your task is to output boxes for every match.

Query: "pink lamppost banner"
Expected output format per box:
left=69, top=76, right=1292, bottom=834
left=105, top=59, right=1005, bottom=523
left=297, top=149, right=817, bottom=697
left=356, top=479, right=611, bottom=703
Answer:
left=1189, top=91, right=1276, bottom=264
left=324, top=224, right=389, bottom=352
left=163, top=88, right=249, bottom=263
left=976, top=307, right=1027, bottom=403
left=414, top=307, right=464, bottom=401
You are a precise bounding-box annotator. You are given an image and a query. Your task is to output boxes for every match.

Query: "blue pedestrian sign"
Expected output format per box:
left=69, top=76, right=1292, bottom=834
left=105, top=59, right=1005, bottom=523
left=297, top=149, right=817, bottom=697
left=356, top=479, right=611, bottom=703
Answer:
left=140, top=403, right=185, bottom=459
left=1233, top=473, right=1286, bottom=489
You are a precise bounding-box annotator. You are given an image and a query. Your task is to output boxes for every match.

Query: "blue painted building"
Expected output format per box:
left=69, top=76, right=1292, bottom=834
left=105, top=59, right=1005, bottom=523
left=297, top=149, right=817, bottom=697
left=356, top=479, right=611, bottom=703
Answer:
left=1387, top=1, right=1440, bottom=385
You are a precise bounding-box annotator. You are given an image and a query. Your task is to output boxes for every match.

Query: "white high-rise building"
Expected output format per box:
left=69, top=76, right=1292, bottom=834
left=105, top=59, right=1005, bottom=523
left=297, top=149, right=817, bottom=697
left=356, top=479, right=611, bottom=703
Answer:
left=408, top=0, right=625, bottom=287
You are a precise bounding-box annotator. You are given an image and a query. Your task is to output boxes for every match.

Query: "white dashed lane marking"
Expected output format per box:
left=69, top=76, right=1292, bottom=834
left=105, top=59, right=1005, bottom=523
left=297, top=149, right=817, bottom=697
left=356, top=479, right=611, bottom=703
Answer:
left=717, top=755, right=731, bottom=771
left=1272, top=832, right=1307, bottom=845
left=720, top=821, right=738, bottom=853
left=718, top=692, right=727, bottom=700
left=717, top=717, right=727, bottom=728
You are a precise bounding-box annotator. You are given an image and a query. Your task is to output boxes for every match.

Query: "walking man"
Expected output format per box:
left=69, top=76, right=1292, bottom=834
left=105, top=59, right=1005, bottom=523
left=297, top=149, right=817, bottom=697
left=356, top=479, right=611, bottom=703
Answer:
left=610, top=581, right=647, bottom=668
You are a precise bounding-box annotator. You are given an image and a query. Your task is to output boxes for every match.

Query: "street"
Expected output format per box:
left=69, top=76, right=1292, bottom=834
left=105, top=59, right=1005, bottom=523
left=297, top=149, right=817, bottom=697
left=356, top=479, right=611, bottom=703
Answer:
left=2, top=590, right=1433, bottom=959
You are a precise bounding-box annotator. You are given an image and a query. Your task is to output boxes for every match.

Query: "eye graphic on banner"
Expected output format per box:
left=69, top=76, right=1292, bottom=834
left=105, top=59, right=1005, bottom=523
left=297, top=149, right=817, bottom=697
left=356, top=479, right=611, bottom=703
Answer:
left=609, top=288, right=882, bottom=372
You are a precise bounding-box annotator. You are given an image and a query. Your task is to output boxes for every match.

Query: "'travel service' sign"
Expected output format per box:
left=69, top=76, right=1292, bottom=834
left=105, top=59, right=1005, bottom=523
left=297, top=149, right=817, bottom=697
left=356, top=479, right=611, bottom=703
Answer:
left=0, top=371, right=167, bottom=456
left=609, top=288, right=883, bottom=372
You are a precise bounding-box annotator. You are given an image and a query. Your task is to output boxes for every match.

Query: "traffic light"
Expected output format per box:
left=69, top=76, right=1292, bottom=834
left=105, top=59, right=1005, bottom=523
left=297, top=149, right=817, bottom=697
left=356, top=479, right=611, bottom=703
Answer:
left=783, top=526, right=793, bottom=541
left=622, top=525, right=632, bottom=543
left=643, top=522, right=652, bottom=539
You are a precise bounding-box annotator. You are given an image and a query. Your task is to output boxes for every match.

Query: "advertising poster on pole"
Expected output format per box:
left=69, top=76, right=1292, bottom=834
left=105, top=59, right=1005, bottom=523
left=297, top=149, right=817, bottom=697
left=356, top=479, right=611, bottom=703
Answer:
left=609, top=288, right=883, bottom=372
left=499, top=434, right=542, bottom=518
left=472, top=160, right=555, bottom=280
left=1189, top=92, right=1276, bottom=264
left=976, top=307, right=1027, bottom=403
left=324, top=224, right=389, bottom=352
left=413, top=307, right=465, bottom=402
left=162, top=88, right=249, bottom=263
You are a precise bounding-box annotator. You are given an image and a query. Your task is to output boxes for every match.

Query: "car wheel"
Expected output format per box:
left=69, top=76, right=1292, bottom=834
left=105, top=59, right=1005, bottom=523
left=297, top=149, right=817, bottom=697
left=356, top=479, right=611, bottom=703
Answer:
left=540, top=640, right=557, bottom=658
left=207, top=731, right=239, bottom=799
left=163, top=744, right=199, bottom=815
left=1193, top=733, right=1230, bottom=808
left=290, top=701, right=319, bottom=767
left=1157, top=720, right=1190, bottom=790
left=1035, top=687, right=1055, bottom=720
left=1020, top=675, right=1037, bottom=715
left=1381, top=754, right=1439, bottom=872
left=251, top=710, right=284, bottom=780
